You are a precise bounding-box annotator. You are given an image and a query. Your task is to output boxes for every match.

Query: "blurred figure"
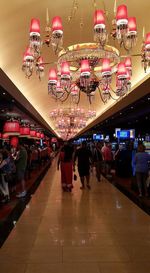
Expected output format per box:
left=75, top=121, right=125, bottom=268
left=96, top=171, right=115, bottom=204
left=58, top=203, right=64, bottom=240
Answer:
left=101, top=142, right=113, bottom=178
left=16, top=143, right=28, bottom=198
left=57, top=142, right=74, bottom=192
left=93, top=142, right=103, bottom=182
left=0, top=149, right=11, bottom=202
left=135, top=143, right=150, bottom=197
left=74, top=141, right=92, bottom=189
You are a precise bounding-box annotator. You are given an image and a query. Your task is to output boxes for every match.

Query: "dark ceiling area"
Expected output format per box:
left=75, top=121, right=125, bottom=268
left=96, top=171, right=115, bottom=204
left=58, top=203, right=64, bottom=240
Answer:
left=78, top=93, right=150, bottom=138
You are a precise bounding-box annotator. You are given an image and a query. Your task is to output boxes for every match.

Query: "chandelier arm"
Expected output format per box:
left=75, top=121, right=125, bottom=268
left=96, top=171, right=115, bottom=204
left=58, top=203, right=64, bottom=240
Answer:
left=109, top=92, right=118, bottom=101
left=27, top=69, right=33, bottom=79
left=98, top=86, right=107, bottom=104
left=60, top=92, right=70, bottom=102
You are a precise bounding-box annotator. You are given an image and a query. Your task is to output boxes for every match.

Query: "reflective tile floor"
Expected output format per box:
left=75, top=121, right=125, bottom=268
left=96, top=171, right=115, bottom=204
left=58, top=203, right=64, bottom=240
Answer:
left=0, top=159, right=150, bottom=273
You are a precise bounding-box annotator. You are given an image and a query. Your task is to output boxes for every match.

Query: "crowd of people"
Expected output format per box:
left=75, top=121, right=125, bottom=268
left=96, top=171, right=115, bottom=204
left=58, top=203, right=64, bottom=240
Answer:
left=0, top=139, right=150, bottom=205
left=57, top=141, right=150, bottom=197
left=0, top=142, right=53, bottom=203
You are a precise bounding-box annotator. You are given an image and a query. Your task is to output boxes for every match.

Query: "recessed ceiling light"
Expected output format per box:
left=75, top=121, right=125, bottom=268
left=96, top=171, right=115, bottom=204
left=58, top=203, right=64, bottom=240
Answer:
left=131, top=106, right=134, bottom=109
left=12, top=99, right=15, bottom=102
left=148, top=98, right=150, bottom=100
left=2, top=92, right=6, bottom=95
left=120, top=112, right=122, bottom=115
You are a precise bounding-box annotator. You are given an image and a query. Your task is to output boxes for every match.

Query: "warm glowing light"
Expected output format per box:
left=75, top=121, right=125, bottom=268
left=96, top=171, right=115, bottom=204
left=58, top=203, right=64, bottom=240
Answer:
left=52, top=16, right=63, bottom=32
left=30, top=18, right=40, bottom=34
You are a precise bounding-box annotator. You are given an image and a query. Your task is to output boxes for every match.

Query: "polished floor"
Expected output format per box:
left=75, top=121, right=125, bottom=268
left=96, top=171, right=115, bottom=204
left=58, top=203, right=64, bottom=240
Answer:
left=0, top=159, right=150, bottom=273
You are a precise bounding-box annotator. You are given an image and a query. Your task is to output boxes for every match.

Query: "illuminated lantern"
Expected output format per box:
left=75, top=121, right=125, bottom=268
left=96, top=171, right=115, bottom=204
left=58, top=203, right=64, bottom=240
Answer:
left=101, top=58, right=111, bottom=76
left=23, top=46, right=34, bottom=63
left=116, top=4, right=128, bottom=36
left=145, top=32, right=150, bottom=48
left=52, top=16, right=63, bottom=35
left=116, top=5, right=128, bottom=26
left=61, top=62, right=70, bottom=78
left=128, top=17, right=137, bottom=34
left=80, top=60, right=90, bottom=77
left=30, top=18, right=40, bottom=35
left=3, top=121, right=20, bottom=136
left=20, top=126, right=30, bottom=137
left=94, top=10, right=105, bottom=30
left=36, top=132, right=41, bottom=138
left=29, top=18, right=41, bottom=51
left=117, top=62, right=127, bottom=79
left=40, top=133, right=44, bottom=139
left=10, top=137, right=19, bottom=148
left=48, top=68, right=57, bottom=84
left=30, top=130, right=36, bottom=138
left=48, top=68, right=58, bottom=94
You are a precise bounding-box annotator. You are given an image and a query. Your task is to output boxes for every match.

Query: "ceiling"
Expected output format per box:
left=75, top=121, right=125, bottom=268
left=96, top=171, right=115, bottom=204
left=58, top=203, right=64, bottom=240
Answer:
left=0, top=0, right=150, bottom=137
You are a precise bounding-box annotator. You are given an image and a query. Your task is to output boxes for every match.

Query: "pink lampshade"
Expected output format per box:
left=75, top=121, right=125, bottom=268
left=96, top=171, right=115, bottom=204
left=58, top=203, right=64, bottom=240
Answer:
left=38, top=57, right=44, bottom=69
left=128, top=17, right=137, bottom=32
left=80, top=60, right=90, bottom=74
left=30, top=130, right=36, bottom=138
left=117, top=62, right=127, bottom=77
left=48, top=68, right=57, bottom=82
left=52, top=16, right=63, bottom=32
left=145, top=32, right=150, bottom=45
left=20, top=127, right=30, bottom=136
left=40, top=133, right=44, bottom=139
left=124, top=57, right=132, bottom=70
left=116, top=5, right=128, bottom=21
left=94, top=10, right=105, bottom=27
left=102, top=58, right=111, bottom=73
left=36, top=132, right=41, bottom=138
left=30, top=18, right=40, bottom=34
left=3, top=121, right=20, bottom=136
left=23, top=46, right=33, bottom=60
left=61, top=62, right=70, bottom=76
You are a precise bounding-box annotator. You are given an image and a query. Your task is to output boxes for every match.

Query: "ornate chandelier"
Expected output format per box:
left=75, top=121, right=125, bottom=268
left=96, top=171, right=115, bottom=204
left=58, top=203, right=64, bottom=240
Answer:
left=50, top=106, right=96, bottom=138
left=22, top=3, right=150, bottom=105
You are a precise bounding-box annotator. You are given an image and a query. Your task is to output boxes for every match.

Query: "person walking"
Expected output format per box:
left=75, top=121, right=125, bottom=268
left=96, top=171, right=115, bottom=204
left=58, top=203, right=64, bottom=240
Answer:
left=93, top=142, right=103, bottom=182
left=101, top=142, right=113, bottom=178
left=57, top=142, right=74, bottom=192
left=135, top=143, right=150, bottom=197
left=74, top=141, right=92, bottom=189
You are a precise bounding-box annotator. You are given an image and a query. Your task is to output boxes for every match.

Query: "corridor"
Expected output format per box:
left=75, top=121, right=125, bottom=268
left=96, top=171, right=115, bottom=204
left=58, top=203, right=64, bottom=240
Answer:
left=0, top=159, right=150, bottom=273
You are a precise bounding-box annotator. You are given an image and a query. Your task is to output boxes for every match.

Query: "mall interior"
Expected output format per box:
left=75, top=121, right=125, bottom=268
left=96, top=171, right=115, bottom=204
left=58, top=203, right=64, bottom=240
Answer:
left=0, top=1, right=150, bottom=272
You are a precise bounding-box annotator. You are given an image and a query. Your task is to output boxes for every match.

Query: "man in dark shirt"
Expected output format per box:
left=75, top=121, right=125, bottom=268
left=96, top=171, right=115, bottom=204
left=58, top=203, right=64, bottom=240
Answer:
left=74, top=141, right=92, bottom=189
